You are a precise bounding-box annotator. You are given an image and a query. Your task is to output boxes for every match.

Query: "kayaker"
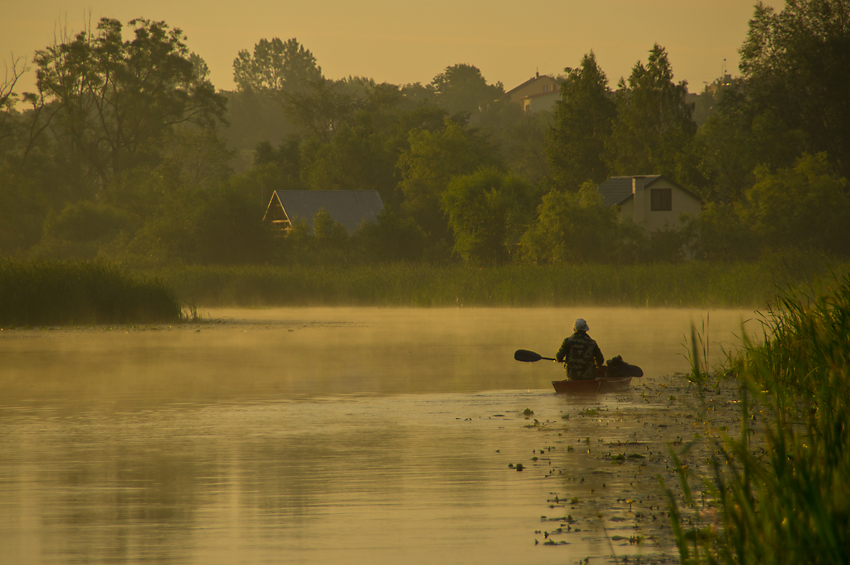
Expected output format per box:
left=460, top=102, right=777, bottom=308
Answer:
left=555, top=318, right=604, bottom=380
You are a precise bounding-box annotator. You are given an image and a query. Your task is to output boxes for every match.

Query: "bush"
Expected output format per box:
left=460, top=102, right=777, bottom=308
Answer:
left=0, top=260, right=181, bottom=326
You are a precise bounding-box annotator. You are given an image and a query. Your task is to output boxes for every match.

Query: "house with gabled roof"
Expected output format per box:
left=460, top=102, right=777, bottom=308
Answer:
left=505, top=73, right=562, bottom=113
left=598, top=175, right=701, bottom=233
left=262, top=190, right=384, bottom=235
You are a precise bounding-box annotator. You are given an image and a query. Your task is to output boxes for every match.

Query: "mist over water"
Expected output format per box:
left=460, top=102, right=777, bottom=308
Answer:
left=0, top=307, right=757, bottom=564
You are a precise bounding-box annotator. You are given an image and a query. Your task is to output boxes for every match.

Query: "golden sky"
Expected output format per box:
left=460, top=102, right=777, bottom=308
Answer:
left=4, top=0, right=785, bottom=94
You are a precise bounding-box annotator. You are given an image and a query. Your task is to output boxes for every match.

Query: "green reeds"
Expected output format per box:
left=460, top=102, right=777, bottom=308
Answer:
left=0, top=260, right=181, bottom=326
left=666, top=273, right=850, bottom=564
left=150, top=256, right=846, bottom=308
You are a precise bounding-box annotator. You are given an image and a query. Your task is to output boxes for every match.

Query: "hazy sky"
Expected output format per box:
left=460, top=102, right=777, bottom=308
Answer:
left=4, top=0, right=785, bottom=95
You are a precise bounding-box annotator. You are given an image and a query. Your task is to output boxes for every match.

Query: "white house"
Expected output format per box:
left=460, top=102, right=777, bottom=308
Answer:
left=597, top=175, right=701, bottom=233
left=504, top=73, right=562, bottom=113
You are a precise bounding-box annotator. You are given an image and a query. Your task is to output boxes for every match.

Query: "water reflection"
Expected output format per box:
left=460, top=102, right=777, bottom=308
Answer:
left=0, top=307, right=757, bottom=564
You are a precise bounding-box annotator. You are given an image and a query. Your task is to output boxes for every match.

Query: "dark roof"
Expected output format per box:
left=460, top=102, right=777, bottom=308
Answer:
left=272, top=190, right=384, bottom=233
left=597, top=175, right=701, bottom=206
left=504, top=74, right=560, bottom=97
left=598, top=176, right=659, bottom=206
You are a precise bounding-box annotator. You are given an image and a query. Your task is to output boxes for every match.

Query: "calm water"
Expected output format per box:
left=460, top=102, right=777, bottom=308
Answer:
left=0, top=307, right=757, bottom=565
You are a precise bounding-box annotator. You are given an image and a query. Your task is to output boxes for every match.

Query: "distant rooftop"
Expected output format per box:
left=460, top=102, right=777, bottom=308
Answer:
left=266, top=190, right=384, bottom=233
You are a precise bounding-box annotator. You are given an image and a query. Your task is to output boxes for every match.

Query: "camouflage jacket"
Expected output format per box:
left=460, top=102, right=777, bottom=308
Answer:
left=556, top=331, right=604, bottom=380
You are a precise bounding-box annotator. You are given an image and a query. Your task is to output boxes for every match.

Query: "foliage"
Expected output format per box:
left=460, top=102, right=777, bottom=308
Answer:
left=250, top=136, right=307, bottom=197
left=355, top=208, right=426, bottom=263
left=312, top=207, right=349, bottom=242
left=264, top=209, right=353, bottom=266
left=0, top=260, right=181, bottom=325
left=223, top=89, right=294, bottom=166
left=190, top=183, right=274, bottom=265
left=519, top=181, right=627, bottom=264
left=482, top=102, right=551, bottom=185
left=298, top=115, right=400, bottom=204
left=442, top=168, right=538, bottom=265
left=681, top=201, right=760, bottom=261
left=547, top=51, right=616, bottom=190
left=0, top=56, right=27, bottom=148
left=232, top=37, right=321, bottom=94
left=0, top=171, right=48, bottom=254
left=741, top=153, right=850, bottom=255
left=3, top=12, right=850, bottom=268
left=397, top=117, right=502, bottom=250
left=279, top=77, right=356, bottom=142
left=150, top=253, right=846, bottom=308
left=605, top=44, right=697, bottom=180
left=29, top=18, right=226, bottom=188
left=45, top=201, right=131, bottom=243
left=666, top=274, right=850, bottom=564
left=430, top=64, right=504, bottom=117
left=740, top=0, right=850, bottom=179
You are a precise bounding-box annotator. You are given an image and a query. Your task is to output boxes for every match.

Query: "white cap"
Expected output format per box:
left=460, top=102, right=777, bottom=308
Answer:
left=574, top=318, right=589, bottom=332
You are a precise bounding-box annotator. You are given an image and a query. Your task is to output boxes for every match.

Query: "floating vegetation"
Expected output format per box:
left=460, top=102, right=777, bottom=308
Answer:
left=515, top=353, right=751, bottom=559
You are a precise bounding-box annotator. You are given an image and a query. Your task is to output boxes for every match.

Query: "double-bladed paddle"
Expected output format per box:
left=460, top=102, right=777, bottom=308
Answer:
left=514, top=348, right=644, bottom=377
left=514, top=349, right=558, bottom=362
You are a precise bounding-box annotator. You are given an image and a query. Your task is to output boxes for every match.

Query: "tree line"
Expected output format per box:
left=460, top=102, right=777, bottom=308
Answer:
left=1, top=0, right=849, bottom=267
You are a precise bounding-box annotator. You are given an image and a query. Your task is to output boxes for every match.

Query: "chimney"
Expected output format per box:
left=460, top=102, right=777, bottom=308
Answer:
left=632, top=177, right=645, bottom=225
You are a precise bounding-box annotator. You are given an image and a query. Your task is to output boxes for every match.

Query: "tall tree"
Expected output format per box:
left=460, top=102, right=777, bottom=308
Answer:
left=740, top=0, right=850, bottom=178
left=546, top=51, right=616, bottom=190
left=694, top=86, right=807, bottom=203
left=397, top=118, right=501, bottom=253
left=281, top=77, right=359, bottom=143
left=29, top=18, right=226, bottom=188
left=442, top=168, right=537, bottom=265
left=431, top=64, right=504, bottom=117
left=232, top=37, right=322, bottom=95
left=605, top=44, right=696, bottom=178
left=0, top=56, right=27, bottom=149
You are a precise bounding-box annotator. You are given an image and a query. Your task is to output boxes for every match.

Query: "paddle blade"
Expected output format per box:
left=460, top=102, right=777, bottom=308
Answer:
left=514, top=349, right=554, bottom=362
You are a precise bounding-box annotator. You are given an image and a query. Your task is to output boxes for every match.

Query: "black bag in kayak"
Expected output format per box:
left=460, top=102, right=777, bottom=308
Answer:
left=605, top=355, right=643, bottom=378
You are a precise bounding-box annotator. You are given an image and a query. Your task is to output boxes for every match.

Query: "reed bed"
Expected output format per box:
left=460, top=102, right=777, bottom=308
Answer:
left=152, top=255, right=847, bottom=309
left=0, top=260, right=181, bottom=326
left=666, top=274, right=850, bottom=564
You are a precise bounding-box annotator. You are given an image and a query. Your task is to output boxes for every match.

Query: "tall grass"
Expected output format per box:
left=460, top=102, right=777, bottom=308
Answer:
left=150, top=253, right=847, bottom=308
left=666, top=273, right=850, bottom=564
left=0, top=260, right=182, bottom=326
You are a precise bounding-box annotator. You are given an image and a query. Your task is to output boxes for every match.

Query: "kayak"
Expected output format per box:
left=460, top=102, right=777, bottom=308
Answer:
left=551, top=360, right=642, bottom=394
left=552, top=376, right=632, bottom=394
left=512, top=349, right=642, bottom=394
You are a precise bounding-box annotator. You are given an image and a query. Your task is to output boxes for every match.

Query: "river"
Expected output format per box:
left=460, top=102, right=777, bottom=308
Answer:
left=0, top=307, right=758, bottom=564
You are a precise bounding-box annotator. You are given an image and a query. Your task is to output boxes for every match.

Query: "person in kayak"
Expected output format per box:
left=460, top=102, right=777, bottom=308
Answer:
left=556, top=318, right=604, bottom=380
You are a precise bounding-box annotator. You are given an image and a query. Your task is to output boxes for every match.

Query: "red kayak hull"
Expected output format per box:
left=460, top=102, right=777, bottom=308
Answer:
left=552, top=376, right=632, bottom=394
